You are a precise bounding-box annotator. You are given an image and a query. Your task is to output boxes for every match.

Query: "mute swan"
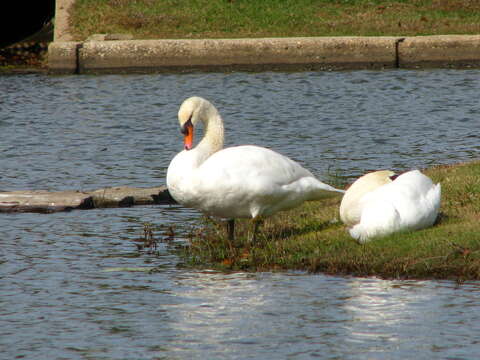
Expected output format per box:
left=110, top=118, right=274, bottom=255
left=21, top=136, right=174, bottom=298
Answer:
left=340, top=170, right=441, bottom=243
left=166, top=96, right=344, bottom=241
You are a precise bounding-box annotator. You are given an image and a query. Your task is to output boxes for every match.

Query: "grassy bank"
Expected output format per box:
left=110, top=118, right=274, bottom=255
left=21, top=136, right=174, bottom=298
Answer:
left=175, top=161, right=480, bottom=280
left=70, top=0, right=480, bottom=40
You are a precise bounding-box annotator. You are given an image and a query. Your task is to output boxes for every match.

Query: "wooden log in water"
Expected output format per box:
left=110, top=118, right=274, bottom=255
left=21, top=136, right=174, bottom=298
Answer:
left=0, top=186, right=174, bottom=213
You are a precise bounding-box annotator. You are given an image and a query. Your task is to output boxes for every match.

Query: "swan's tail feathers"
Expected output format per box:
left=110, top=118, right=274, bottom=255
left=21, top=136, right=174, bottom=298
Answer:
left=318, top=181, right=345, bottom=194
left=312, top=182, right=345, bottom=201
left=331, top=185, right=346, bottom=194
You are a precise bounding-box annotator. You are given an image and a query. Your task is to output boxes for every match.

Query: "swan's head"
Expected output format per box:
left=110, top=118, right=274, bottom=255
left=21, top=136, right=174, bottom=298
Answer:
left=178, top=96, right=212, bottom=151
left=340, top=170, right=396, bottom=225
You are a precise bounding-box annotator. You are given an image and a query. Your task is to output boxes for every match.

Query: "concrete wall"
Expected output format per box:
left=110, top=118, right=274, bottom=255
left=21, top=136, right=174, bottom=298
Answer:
left=399, top=35, right=480, bottom=68
left=48, top=35, right=480, bottom=74
left=54, top=0, right=75, bottom=42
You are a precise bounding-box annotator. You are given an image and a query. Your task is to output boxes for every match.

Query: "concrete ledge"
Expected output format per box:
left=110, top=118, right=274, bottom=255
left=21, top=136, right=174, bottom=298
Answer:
left=48, top=41, right=81, bottom=74
left=399, top=35, right=480, bottom=68
left=48, top=35, right=480, bottom=74
left=78, top=37, right=399, bottom=73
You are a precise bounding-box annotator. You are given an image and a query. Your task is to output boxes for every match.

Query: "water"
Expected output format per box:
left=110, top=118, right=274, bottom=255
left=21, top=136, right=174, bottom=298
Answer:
left=1, top=69, right=479, bottom=359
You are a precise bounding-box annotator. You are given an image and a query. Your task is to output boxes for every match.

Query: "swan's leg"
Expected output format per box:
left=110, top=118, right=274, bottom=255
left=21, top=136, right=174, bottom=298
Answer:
left=227, top=219, right=235, bottom=241
left=250, top=218, right=264, bottom=243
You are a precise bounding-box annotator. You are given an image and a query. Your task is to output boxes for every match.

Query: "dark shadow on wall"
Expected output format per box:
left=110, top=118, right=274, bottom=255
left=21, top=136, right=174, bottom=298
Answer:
left=0, top=0, right=56, bottom=48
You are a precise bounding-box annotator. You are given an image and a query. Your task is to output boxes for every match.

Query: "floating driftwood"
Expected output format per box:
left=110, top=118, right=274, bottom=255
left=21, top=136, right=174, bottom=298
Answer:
left=0, top=186, right=175, bottom=213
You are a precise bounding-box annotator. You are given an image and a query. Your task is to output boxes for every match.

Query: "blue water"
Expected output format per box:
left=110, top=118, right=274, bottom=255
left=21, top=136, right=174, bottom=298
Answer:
left=1, top=69, right=479, bottom=359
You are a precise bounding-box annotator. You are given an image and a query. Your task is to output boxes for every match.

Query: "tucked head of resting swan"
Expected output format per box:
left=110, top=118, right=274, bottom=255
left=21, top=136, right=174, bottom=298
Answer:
left=167, top=96, right=345, bottom=241
left=340, top=169, right=441, bottom=243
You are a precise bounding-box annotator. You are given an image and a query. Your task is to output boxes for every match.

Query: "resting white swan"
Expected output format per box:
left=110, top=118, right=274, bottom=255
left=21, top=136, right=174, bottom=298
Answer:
left=166, top=96, right=344, bottom=241
left=340, top=170, right=441, bottom=243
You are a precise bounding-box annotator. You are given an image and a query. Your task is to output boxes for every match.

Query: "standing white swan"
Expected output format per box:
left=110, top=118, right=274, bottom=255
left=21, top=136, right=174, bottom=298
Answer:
left=166, top=96, right=344, bottom=241
left=340, top=169, right=441, bottom=243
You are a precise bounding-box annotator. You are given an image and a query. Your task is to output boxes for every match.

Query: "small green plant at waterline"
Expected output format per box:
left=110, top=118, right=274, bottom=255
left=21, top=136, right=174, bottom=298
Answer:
left=177, top=160, right=480, bottom=280
left=70, top=0, right=480, bottom=41
left=132, top=222, right=158, bottom=254
left=132, top=222, right=179, bottom=255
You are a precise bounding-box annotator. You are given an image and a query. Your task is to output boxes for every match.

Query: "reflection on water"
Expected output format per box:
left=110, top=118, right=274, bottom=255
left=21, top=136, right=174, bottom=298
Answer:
left=1, top=69, right=479, bottom=359
left=151, top=274, right=480, bottom=359
left=343, top=279, right=480, bottom=359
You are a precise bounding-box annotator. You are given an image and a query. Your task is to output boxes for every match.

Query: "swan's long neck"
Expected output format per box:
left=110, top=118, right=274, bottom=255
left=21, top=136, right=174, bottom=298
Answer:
left=193, top=105, right=224, bottom=164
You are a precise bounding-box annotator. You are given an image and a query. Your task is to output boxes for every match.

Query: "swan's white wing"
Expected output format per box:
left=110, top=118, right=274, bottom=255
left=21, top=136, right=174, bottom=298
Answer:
left=391, top=170, right=441, bottom=230
left=191, top=145, right=341, bottom=218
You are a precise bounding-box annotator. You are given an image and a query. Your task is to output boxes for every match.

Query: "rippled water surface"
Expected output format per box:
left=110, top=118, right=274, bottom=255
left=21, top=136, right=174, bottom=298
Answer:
left=1, top=69, right=479, bottom=359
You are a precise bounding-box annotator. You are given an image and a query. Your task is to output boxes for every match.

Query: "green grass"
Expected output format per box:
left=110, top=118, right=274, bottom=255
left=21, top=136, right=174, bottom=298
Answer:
left=176, top=161, right=480, bottom=280
left=70, top=0, right=480, bottom=41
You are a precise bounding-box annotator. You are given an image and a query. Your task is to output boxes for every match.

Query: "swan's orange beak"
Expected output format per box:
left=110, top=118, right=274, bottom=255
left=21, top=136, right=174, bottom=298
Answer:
left=182, top=119, right=194, bottom=150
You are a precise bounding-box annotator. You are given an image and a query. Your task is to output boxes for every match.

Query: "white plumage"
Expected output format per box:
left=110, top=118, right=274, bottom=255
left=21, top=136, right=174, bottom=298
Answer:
left=340, top=170, right=441, bottom=243
left=166, top=96, right=344, bottom=240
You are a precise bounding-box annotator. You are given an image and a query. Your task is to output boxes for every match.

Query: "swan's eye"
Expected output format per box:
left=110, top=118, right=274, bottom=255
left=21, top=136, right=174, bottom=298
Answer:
left=181, top=118, right=193, bottom=135
left=389, top=174, right=399, bottom=181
